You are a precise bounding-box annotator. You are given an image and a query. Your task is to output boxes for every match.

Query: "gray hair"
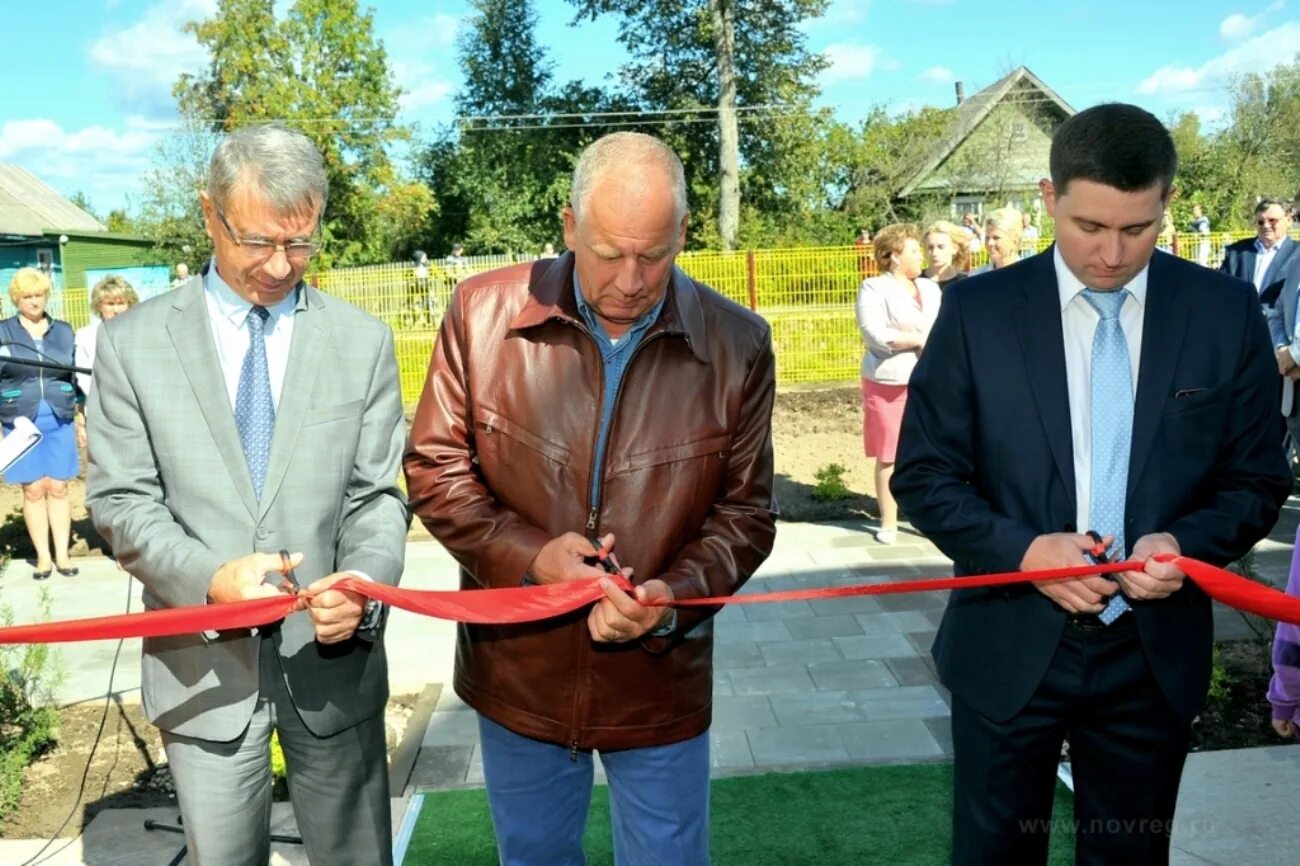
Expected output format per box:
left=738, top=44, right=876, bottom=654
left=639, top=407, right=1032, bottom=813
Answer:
left=207, top=123, right=329, bottom=216
left=570, top=132, right=688, bottom=224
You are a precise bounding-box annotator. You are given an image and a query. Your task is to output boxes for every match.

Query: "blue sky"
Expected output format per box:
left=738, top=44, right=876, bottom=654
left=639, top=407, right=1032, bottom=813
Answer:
left=2, top=0, right=1297, bottom=216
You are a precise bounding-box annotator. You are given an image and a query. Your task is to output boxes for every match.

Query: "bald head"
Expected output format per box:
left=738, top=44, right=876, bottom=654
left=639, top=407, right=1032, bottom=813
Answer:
left=570, top=132, right=688, bottom=226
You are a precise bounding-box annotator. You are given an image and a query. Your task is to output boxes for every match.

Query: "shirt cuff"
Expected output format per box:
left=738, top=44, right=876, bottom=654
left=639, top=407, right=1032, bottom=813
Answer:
left=344, top=571, right=383, bottom=631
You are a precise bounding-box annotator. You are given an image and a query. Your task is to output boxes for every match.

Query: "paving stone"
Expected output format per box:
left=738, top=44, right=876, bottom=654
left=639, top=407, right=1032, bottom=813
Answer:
left=710, top=730, right=755, bottom=770
left=924, top=716, right=954, bottom=755
left=712, top=695, right=778, bottom=731
left=808, top=594, right=885, bottom=616
left=832, top=634, right=917, bottom=661
left=883, top=655, right=940, bottom=686
left=713, top=640, right=767, bottom=670
left=904, top=630, right=939, bottom=654
left=851, top=685, right=951, bottom=721
left=785, top=614, right=864, bottom=640
left=422, top=709, right=481, bottom=747
left=729, top=664, right=816, bottom=696
left=758, top=638, right=843, bottom=666
left=409, top=745, right=473, bottom=789
left=714, top=619, right=793, bottom=644
left=837, top=720, right=945, bottom=762
left=855, top=611, right=936, bottom=635
left=748, top=725, right=849, bottom=768
left=875, top=590, right=949, bottom=612
left=769, top=689, right=865, bottom=726
left=808, top=659, right=899, bottom=691
left=433, top=689, right=471, bottom=713
left=744, top=599, right=816, bottom=621
left=713, top=673, right=734, bottom=698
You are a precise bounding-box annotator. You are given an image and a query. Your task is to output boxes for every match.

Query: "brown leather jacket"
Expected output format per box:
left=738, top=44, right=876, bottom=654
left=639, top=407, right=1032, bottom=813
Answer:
left=404, top=253, right=776, bottom=751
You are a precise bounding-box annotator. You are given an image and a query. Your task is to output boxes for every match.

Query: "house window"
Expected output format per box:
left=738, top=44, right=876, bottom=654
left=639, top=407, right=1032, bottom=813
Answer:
left=1011, top=120, right=1028, bottom=142
left=35, top=248, right=55, bottom=276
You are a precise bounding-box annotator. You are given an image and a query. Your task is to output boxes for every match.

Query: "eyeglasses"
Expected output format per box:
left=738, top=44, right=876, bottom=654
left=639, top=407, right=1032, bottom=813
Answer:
left=1258, top=217, right=1283, bottom=227
left=212, top=200, right=318, bottom=262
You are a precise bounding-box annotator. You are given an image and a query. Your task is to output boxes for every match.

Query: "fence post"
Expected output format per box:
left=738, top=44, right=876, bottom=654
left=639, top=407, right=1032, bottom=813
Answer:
left=746, top=249, right=758, bottom=311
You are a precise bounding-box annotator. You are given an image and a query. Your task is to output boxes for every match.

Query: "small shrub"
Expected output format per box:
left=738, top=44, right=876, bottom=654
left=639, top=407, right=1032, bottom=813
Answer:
left=812, top=463, right=853, bottom=501
left=0, top=588, right=64, bottom=822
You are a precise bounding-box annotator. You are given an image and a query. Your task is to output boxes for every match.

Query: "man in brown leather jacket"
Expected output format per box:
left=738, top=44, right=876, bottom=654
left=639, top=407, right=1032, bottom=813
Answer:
left=404, top=132, right=776, bottom=865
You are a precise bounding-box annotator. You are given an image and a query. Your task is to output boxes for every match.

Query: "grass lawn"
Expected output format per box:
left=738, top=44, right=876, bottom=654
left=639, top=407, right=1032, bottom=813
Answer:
left=403, top=763, right=1076, bottom=864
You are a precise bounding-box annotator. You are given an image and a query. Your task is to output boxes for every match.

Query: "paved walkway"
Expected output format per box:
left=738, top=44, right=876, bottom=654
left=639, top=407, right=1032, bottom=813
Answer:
left=1, top=499, right=1298, bottom=863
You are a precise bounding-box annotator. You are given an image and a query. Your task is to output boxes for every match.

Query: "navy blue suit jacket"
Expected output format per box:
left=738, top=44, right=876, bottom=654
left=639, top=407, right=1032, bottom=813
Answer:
left=1220, top=235, right=1298, bottom=303
left=892, top=249, right=1291, bottom=724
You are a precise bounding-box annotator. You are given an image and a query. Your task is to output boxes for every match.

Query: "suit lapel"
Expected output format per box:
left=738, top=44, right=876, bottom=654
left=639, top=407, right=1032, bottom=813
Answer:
left=1013, top=255, right=1076, bottom=503
left=1262, top=238, right=1292, bottom=289
left=166, top=280, right=259, bottom=518
left=258, top=287, right=327, bottom=520
left=1128, top=254, right=1189, bottom=496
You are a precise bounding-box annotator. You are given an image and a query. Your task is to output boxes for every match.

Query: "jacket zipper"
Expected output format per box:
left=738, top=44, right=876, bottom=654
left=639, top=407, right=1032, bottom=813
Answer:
left=567, top=322, right=668, bottom=758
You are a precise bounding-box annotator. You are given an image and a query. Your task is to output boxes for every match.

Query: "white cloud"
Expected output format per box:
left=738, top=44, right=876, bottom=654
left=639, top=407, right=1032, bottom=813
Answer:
left=821, top=43, right=882, bottom=84
left=87, top=0, right=215, bottom=117
left=0, top=118, right=161, bottom=213
left=385, top=13, right=463, bottom=118
left=921, top=65, right=955, bottom=84
left=1138, top=20, right=1300, bottom=94
left=1219, top=2, right=1285, bottom=41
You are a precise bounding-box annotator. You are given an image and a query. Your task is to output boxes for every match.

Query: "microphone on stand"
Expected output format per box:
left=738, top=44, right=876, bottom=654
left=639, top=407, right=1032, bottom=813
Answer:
left=0, top=339, right=92, bottom=376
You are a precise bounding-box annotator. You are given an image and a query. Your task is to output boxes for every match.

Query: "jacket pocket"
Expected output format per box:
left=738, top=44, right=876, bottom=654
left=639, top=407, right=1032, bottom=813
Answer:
left=473, top=408, right=572, bottom=466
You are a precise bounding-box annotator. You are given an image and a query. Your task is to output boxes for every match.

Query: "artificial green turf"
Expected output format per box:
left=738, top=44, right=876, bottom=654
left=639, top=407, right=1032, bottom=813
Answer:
left=403, top=763, right=1076, bottom=864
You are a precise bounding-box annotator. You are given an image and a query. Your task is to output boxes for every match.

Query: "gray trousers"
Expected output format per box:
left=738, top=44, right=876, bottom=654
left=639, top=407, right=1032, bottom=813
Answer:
left=160, top=635, right=392, bottom=866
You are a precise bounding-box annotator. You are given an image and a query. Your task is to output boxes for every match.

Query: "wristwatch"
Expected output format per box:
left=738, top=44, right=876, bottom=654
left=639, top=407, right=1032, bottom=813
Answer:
left=359, top=597, right=383, bottom=631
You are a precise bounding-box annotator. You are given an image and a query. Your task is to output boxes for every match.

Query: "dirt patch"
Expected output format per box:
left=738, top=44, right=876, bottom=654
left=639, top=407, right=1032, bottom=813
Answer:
left=1193, top=637, right=1294, bottom=752
left=1, top=694, right=418, bottom=840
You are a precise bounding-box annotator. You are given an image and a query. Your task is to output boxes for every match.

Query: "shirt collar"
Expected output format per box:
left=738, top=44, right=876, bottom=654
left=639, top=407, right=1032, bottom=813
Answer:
left=1054, top=246, right=1149, bottom=313
left=1257, top=237, right=1283, bottom=254
left=573, top=272, right=665, bottom=342
left=204, top=258, right=299, bottom=327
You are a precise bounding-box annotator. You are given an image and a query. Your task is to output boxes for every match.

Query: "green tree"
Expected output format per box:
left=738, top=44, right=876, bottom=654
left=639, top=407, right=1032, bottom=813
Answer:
left=67, top=191, right=100, bottom=222
left=135, top=118, right=220, bottom=263
left=567, top=0, right=829, bottom=249
left=417, top=0, right=622, bottom=255
left=172, top=0, right=435, bottom=266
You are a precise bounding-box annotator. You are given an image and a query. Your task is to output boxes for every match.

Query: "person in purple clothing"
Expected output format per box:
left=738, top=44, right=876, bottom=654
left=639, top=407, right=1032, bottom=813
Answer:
left=1268, top=524, right=1300, bottom=737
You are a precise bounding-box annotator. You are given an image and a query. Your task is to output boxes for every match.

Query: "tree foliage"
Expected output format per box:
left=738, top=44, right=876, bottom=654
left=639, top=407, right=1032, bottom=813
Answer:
left=415, top=0, right=622, bottom=255
left=155, top=0, right=434, bottom=266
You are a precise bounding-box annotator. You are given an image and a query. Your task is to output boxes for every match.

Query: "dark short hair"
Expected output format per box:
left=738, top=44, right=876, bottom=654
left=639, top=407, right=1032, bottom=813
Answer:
left=1255, top=197, right=1288, bottom=216
left=1049, top=103, right=1177, bottom=197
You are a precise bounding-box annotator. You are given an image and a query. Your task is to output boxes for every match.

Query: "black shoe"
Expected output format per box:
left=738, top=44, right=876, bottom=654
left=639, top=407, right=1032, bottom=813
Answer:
left=32, top=569, right=51, bottom=581
left=56, top=565, right=78, bottom=577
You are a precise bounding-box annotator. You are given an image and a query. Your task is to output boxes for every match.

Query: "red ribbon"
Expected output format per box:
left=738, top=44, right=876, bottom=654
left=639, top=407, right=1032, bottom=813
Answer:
left=0, top=555, right=1294, bottom=645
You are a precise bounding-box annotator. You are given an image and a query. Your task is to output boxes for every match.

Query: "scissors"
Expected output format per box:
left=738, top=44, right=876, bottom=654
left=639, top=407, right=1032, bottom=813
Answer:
left=586, top=538, right=623, bottom=576
left=277, top=549, right=301, bottom=594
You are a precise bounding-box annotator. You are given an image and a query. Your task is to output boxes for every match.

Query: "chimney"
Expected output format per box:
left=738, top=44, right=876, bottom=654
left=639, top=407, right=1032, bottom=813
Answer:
left=955, top=81, right=965, bottom=105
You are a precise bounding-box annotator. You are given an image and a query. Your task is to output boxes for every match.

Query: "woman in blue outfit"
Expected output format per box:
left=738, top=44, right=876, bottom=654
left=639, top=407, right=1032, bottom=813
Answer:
left=1, top=268, right=80, bottom=579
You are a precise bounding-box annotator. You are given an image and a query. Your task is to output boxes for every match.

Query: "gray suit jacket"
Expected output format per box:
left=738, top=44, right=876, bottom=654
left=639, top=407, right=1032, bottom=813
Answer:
left=86, top=274, right=408, bottom=741
left=1265, top=257, right=1300, bottom=415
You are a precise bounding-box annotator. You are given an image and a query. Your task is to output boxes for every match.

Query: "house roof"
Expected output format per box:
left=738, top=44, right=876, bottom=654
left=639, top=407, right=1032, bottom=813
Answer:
left=0, top=164, right=107, bottom=236
left=896, top=66, right=1076, bottom=198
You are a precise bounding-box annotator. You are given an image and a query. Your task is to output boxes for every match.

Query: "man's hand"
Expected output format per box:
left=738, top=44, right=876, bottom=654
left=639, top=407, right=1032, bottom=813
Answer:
left=1287, top=367, right=1300, bottom=381
left=1114, top=532, right=1184, bottom=601
left=1022, top=532, right=1118, bottom=614
left=588, top=577, right=674, bottom=643
left=528, top=532, right=618, bottom=585
left=208, top=551, right=304, bottom=604
left=304, top=573, right=368, bottom=644
left=1276, top=346, right=1297, bottom=376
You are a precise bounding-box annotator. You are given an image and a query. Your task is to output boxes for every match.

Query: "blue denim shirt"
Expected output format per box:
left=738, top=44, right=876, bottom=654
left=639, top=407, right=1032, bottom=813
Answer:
left=573, top=276, right=666, bottom=509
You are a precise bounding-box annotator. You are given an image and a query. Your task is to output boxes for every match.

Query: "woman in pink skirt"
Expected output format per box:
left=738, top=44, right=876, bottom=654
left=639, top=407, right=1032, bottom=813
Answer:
left=855, top=223, right=942, bottom=543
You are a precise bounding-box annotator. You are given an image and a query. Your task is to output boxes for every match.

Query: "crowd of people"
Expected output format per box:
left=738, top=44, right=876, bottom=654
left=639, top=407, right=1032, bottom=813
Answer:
left=4, top=103, right=1300, bottom=866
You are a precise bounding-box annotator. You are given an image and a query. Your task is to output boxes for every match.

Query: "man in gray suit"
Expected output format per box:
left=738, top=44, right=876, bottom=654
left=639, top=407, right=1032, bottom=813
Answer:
left=86, top=124, right=407, bottom=865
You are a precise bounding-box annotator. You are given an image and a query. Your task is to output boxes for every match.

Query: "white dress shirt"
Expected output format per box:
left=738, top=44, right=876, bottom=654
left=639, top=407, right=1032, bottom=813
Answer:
left=203, top=262, right=297, bottom=411
left=1254, top=238, right=1282, bottom=291
left=74, top=320, right=99, bottom=397
left=1055, top=246, right=1149, bottom=533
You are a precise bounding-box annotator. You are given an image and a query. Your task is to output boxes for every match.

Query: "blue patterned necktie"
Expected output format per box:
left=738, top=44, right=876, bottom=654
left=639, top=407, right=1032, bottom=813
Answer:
left=236, top=305, right=275, bottom=499
left=1082, top=288, right=1132, bottom=624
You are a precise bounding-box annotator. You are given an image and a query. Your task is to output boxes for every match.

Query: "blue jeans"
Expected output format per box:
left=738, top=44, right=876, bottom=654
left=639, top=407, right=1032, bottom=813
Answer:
left=477, top=715, right=711, bottom=866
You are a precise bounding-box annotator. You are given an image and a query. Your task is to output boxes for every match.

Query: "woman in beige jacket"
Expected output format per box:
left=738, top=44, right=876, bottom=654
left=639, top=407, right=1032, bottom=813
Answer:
left=855, top=223, right=942, bottom=543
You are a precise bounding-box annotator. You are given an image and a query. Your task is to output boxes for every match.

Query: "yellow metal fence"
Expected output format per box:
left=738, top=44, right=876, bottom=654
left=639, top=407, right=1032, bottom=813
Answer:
left=42, top=232, right=1268, bottom=404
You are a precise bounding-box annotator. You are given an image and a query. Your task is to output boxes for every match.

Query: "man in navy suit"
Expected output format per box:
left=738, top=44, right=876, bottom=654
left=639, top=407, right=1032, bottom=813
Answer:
left=1220, top=196, right=1297, bottom=303
left=893, top=104, right=1291, bottom=865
